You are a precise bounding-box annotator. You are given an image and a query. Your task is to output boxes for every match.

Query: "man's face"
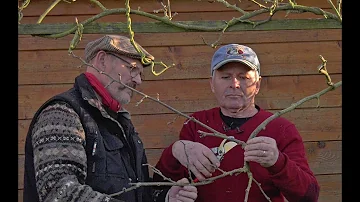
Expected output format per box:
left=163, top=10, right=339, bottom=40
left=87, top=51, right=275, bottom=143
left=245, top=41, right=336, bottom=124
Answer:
left=210, top=62, right=261, bottom=114
left=101, top=53, right=144, bottom=105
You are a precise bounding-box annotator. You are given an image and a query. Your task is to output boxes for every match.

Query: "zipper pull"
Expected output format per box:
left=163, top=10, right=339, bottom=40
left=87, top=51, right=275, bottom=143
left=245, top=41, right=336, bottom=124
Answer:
left=92, top=141, right=97, bottom=156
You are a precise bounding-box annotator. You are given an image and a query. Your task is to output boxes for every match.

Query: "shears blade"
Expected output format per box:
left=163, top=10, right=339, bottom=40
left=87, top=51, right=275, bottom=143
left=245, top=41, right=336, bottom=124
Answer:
left=216, top=137, right=238, bottom=161
left=223, top=141, right=237, bottom=153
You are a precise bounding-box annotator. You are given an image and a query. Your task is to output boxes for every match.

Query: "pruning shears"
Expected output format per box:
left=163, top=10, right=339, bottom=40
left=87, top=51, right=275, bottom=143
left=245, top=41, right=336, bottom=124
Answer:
left=193, top=137, right=238, bottom=182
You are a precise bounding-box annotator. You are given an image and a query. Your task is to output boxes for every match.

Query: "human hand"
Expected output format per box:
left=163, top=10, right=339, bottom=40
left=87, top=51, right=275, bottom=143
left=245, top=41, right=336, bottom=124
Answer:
left=168, top=178, right=197, bottom=202
left=244, top=136, right=279, bottom=167
left=172, top=140, right=220, bottom=181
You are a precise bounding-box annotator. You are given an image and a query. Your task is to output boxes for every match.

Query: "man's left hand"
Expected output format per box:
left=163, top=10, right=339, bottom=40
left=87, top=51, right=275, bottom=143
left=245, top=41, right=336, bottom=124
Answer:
left=243, top=136, right=279, bottom=167
left=168, top=178, right=198, bottom=202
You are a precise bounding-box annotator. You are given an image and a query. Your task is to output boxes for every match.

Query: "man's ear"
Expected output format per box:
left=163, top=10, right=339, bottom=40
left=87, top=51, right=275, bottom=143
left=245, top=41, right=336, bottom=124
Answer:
left=94, top=51, right=107, bottom=70
left=209, top=76, right=215, bottom=93
left=255, top=76, right=262, bottom=95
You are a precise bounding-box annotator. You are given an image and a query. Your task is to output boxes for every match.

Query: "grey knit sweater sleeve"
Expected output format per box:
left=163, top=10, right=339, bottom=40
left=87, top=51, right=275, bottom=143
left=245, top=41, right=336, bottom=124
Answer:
left=31, top=101, right=123, bottom=202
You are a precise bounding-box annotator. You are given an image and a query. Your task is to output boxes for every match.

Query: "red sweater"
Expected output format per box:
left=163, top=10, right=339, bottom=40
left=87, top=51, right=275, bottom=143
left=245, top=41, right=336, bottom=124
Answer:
left=154, top=107, right=319, bottom=202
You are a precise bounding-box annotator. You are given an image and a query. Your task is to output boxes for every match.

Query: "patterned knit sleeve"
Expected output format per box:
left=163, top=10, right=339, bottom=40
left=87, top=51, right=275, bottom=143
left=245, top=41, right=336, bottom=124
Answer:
left=31, top=101, right=123, bottom=202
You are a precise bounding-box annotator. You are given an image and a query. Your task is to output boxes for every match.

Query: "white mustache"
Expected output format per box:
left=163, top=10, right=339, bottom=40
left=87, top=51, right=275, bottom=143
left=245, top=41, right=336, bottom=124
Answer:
left=105, top=81, right=136, bottom=90
left=224, top=90, right=244, bottom=97
left=225, top=93, right=243, bottom=96
left=224, top=91, right=255, bottom=101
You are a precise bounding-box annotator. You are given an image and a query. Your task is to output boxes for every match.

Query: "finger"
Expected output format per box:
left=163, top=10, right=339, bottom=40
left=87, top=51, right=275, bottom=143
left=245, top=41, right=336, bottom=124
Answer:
left=202, top=148, right=221, bottom=167
left=193, top=160, right=212, bottom=177
left=197, top=157, right=217, bottom=173
left=244, top=152, right=271, bottom=163
left=246, top=136, right=263, bottom=144
left=177, top=178, right=190, bottom=183
left=189, top=165, right=206, bottom=181
left=178, top=189, right=198, bottom=200
left=176, top=192, right=197, bottom=202
left=182, top=185, right=197, bottom=193
left=244, top=142, right=268, bottom=152
left=246, top=136, right=270, bottom=144
left=244, top=150, right=265, bottom=158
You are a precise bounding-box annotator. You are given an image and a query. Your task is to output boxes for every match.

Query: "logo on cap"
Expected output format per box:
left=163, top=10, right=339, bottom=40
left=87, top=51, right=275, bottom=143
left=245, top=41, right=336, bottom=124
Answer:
left=226, top=46, right=244, bottom=56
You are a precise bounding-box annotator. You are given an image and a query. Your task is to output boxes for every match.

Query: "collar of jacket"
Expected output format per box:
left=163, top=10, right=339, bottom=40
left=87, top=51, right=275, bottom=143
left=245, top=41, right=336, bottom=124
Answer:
left=74, top=73, right=131, bottom=120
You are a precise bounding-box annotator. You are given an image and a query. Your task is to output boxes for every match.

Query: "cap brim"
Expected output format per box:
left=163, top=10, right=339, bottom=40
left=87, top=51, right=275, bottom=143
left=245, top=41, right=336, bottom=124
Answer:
left=213, top=59, right=258, bottom=72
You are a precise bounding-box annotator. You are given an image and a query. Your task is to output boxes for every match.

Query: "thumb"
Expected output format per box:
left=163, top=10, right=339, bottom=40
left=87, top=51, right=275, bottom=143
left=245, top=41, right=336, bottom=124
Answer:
left=177, top=178, right=190, bottom=184
left=168, top=178, right=189, bottom=197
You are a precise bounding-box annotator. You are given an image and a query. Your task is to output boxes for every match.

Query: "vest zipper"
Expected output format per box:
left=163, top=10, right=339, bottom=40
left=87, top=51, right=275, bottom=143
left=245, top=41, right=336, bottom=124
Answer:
left=91, top=139, right=97, bottom=172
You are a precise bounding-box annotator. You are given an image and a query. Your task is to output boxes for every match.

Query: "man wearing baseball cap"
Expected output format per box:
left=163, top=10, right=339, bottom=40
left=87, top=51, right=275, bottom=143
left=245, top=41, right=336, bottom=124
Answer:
left=23, top=35, right=198, bottom=202
left=154, top=44, right=320, bottom=201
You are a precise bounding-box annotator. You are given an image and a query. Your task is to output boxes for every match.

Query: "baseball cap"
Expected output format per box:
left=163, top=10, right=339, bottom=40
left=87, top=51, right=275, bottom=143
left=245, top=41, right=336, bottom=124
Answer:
left=84, top=35, right=154, bottom=66
left=210, top=44, right=260, bottom=76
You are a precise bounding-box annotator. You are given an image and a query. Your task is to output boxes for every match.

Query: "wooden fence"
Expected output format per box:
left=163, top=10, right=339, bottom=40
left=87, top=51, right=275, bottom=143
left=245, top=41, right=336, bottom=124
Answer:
left=18, top=0, right=342, bottom=201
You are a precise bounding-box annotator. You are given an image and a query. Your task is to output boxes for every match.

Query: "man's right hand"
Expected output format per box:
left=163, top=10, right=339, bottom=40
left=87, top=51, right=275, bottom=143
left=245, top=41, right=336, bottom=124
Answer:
left=172, top=140, right=220, bottom=181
